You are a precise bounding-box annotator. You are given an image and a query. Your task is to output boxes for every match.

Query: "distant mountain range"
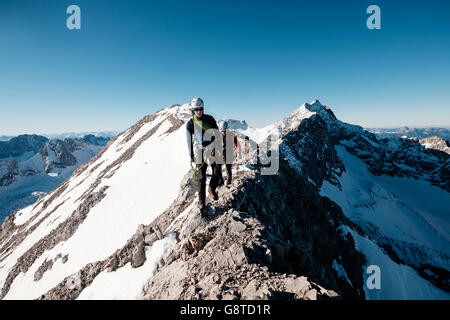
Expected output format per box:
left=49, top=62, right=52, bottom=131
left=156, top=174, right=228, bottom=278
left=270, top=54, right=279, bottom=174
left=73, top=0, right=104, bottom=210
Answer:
left=0, top=131, right=119, bottom=142
left=0, top=134, right=114, bottom=223
left=0, top=136, right=14, bottom=142
left=368, top=127, right=450, bottom=140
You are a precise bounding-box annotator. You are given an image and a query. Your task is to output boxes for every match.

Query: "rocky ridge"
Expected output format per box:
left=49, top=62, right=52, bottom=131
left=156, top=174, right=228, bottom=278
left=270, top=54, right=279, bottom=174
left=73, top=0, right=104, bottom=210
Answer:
left=0, top=101, right=448, bottom=300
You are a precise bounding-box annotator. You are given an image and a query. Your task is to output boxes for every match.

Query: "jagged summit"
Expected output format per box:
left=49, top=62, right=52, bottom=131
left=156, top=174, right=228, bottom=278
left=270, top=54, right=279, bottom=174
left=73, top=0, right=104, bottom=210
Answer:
left=231, top=99, right=347, bottom=145
left=0, top=100, right=449, bottom=300
left=301, top=99, right=323, bottom=111
left=290, top=99, right=337, bottom=124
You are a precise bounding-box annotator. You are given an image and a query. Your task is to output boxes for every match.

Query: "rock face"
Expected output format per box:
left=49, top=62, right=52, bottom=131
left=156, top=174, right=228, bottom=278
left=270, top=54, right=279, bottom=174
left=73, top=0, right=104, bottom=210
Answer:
left=0, top=137, right=108, bottom=223
left=342, top=133, right=450, bottom=191
left=39, top=139, right=78, bottom=172
left=0, top=101, right=448, bottom=300
left=0, top=135, right=48, bottom=160
left=81, top=135, right=110, bottom=147
left=420, top=136, right=450, bottom=155
left=0, top=161, right=19, bottom=187
left=143, top=170, right=343, bottom=300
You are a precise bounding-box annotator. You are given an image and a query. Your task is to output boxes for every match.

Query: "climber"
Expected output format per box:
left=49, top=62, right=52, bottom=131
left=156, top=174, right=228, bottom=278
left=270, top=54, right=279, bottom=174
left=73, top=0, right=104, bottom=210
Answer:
left=186, top=98, right=221, bottom=216
left=217, top=121, right=240, bottom=186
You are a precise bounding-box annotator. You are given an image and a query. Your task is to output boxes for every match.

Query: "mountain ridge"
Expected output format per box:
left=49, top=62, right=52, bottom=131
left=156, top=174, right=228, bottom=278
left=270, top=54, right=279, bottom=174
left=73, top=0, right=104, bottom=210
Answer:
left=0, top=101, right=448, bottom=300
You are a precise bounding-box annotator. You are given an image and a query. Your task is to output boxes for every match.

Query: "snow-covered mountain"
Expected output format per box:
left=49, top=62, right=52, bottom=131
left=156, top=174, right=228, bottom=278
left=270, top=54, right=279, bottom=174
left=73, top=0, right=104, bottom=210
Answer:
left=80, top=135, right=110, bottom=147
left=0, top=138, right=108, bottom=224
left=43, top=131, right=119, bottom=140
left=0, top=132, right=117, bottom=144
left=0, top=101, right=448, bottom=300
left=0, top=135, right=49, bottom=161
left=369, top=127, right=450, bottom=140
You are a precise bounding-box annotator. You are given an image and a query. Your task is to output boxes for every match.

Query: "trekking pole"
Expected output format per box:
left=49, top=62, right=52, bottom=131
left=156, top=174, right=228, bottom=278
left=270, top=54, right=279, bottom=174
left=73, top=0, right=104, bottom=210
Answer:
left=190, top=160, right=198, bottom=181
left=190, top=144, right=209, bottom=181
left=190, top=159, right=206, bottom=181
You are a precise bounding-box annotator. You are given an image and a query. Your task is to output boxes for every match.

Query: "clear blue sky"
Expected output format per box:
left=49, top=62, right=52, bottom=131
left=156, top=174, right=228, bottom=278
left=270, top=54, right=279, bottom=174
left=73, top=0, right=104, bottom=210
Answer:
left=1, top=0, right=449, bottom=135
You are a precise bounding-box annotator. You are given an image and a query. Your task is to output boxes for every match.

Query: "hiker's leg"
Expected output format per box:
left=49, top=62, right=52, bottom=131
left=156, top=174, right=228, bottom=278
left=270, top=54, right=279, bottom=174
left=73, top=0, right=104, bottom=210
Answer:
left=217, top=164, right=224, bottom=186
left=226, top=164, right=232, bottom=184
left=197, top=164, right=207, bottom=206
left=209, top=163, right=220, bottom=192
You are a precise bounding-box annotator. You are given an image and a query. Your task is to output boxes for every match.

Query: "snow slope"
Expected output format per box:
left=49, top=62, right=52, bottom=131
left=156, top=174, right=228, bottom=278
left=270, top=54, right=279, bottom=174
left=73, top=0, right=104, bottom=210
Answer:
left=0, top=104, right=192, bottom=299
left=320, top=147, right=450, bottom=299
left=342, top=226, right=449, bottom=300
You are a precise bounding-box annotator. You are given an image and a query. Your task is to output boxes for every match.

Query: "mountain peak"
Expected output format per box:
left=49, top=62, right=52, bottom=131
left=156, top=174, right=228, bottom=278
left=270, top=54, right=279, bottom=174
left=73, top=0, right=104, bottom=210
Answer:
left=286, top=100, right=337, bottom=130
left=308, top=99, right=323, bottom=109
left=303, top=99, right=332, bottom=114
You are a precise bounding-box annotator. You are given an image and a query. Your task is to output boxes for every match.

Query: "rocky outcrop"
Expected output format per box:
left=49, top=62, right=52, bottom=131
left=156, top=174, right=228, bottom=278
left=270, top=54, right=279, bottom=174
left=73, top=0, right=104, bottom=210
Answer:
left=33, top=254, right=69, bottom=282
left=0, top=161, right=18, bottom=187
left=34, top=258, right=54, bottom=281
left=40, top=139, right=79, bottom=172
left=420, top=136, right=450, bottom=155
left=143, top=170, right=345, bottom=300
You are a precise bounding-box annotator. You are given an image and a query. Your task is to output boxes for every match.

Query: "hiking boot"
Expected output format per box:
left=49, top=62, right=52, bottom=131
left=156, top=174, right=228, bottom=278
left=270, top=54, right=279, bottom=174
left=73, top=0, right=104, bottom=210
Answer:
left=199, top=206, right=207, bottom=218
left=198, top=201, right=207, bottom=218
left=208, top=187, right=218, bottom=201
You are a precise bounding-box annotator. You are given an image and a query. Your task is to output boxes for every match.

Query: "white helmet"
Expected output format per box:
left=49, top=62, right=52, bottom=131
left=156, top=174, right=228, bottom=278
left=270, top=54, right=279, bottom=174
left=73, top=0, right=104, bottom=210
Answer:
left=191, top=97, right=204, bottom=108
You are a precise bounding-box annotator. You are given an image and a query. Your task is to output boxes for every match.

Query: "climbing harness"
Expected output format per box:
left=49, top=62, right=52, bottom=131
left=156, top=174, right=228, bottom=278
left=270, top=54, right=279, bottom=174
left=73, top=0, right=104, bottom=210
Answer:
left=189, top=115, right=214, bottom=181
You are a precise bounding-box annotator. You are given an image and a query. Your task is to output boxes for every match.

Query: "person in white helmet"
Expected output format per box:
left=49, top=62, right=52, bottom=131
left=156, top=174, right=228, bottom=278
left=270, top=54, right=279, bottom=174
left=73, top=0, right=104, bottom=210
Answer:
left=186, top=98, right=221, bottom=217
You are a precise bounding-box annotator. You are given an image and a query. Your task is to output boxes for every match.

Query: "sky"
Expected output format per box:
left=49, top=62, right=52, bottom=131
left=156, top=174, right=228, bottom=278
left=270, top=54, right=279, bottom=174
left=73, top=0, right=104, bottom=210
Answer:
left=0, top=0, right=449, bottom=135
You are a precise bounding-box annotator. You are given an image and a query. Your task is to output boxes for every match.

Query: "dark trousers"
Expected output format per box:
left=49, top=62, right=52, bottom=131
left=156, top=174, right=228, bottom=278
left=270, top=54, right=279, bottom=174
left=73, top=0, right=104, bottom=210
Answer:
left=197, top=163, right=220, bottom=206
left=218, top=164, right=232, bottom=184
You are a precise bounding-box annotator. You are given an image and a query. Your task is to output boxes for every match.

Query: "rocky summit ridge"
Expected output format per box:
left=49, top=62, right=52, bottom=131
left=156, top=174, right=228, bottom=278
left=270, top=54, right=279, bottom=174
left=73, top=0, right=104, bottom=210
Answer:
left=0, top=101, right=448, bottom=300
